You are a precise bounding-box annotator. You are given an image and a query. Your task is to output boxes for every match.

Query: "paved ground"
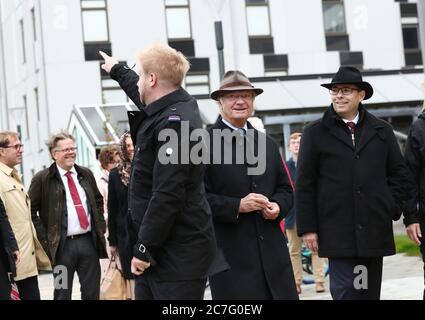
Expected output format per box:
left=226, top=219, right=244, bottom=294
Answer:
left=300, top=253, right=423, bottom=300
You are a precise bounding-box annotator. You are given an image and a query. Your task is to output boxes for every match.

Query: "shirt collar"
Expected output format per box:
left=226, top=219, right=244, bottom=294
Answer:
left=221, top=118, right=248, bottom=132
left=56, top=164, right=77, bottom=177
left=342, top=112, right=359, bottom=125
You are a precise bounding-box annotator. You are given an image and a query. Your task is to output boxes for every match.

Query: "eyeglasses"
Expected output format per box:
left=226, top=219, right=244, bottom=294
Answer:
left=222, top=93, right=254, bottom=102
left=54, top=147, right=78, bottom=153
left=329, top=87, right=359, bottom=96
left=1, top=144, right=24, bottom=151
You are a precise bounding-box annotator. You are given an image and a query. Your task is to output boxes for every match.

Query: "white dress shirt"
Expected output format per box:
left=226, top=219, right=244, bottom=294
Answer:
left=342, top=112, right=359, bottom=125
left=57, top=165, right=92, bottom=236
left=221, top=118, right=248, bottom=133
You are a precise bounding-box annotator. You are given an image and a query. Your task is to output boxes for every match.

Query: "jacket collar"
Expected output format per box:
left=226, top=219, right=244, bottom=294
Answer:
left=0, top=161, right=13, bottom=177
left=321, top=103, right=385, bottom=152
left=48, top=162, right=85, bottom=181
left=143, top=87, right=191, bottom=118
left=127, top=88, right=191, bottom=145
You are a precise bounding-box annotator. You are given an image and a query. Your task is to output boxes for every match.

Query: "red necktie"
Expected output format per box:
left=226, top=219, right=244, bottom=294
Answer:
left=346, top=122, right=356, bottom=135
left=65, top=171, right=89, bottom=229
left=347, top=122, right=356, bottom=146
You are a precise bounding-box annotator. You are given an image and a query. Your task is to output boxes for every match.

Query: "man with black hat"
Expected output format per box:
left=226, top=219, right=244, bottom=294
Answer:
left=205, top=70, right=298, bottom=299
left=295, top=66, right=409, bottom=300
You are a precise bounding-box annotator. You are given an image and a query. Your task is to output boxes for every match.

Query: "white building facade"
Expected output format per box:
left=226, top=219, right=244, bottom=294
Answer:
left=0, top=0, right=424, bottom=183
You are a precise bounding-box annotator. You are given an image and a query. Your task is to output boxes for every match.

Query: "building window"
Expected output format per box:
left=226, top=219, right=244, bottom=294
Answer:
left=398, top=2, right=422, bottom=67
left=339, top=51, right=364, bottom=69
left=322, top=0, right=350, bottom=51
left=100, top=64, right=128, bottom=104
left=81, top=0, right=111, bottom=60
left=246, top=0, right=271, bottom=37
left=263, top=54, right=288, bottom=76
left=245, top=0, right=274, bottom=54
left=101, top=79, right=128, bottom=104
left=185, top=73, right=210, bottom=96
left=165, top=0, right=192, bottom=39
left=34, top=88, right=40, bottom=121
left=23, top=95, right=29, bottom=139
left=402, top=24, right=422, bottom=66
left=31, top=8, right=37, bottom=41
left=19, top=19, right=26, bottom=63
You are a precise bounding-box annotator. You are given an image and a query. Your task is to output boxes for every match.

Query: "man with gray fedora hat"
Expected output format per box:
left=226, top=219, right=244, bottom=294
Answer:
left=295, top=66, right=409, bottom=299
left=204, top=70, right=298, bottom=299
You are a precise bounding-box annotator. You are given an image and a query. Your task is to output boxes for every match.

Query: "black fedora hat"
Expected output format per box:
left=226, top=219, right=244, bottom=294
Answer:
left=321, top=66, right=373, bottom=100
left=210, top=70, right=263, bottom=101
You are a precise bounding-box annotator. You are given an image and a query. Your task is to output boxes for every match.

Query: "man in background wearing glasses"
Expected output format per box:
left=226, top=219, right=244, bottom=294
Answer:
left=295, top=66, right=409, bottom=300
left=0, top=131, right=51, bottom=299
left=28, top=131, right=107, bottom=300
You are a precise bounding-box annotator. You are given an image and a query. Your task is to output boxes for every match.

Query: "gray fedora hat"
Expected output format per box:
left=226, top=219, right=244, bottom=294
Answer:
left=321, top=66, right=374, bottom=100
left=210, top=70, right=263, bottom=101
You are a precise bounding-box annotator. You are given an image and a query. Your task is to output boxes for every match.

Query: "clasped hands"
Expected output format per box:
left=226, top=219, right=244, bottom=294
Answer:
left=239, top=193, right=280, bottom=220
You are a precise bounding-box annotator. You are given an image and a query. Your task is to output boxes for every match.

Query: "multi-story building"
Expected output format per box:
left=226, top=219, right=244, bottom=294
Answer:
left=0, top=0, right=424, bottom=183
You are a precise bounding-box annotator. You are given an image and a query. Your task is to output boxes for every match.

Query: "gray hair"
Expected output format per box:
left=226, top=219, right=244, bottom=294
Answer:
left=46, top=130, right=75, bottom=155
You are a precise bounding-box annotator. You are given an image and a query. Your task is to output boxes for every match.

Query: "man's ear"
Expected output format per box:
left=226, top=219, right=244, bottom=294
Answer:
left=149, top=73, right=157, bottom=88
left=358, top=90, right=366, bottom=101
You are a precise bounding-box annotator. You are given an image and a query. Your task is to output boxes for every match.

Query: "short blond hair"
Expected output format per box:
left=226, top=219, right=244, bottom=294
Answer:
left=288, top=132, right=302, bottom=145
left=137, top=42, right=190, bottom=87
left=0, top=131, right=19, bottom=148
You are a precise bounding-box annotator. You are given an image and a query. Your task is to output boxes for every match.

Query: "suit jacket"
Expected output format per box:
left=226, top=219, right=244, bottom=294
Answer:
left=205, top=119, right=297, bottom=299
left=29, top=163, right=107, bottom=265
left=296, top=104, right=409, bottom=257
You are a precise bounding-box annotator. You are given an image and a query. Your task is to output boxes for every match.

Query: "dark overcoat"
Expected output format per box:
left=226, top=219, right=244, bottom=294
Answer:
left=296, top=105, right=409, bottom=258
left=205, top=119, right=298, bottom=300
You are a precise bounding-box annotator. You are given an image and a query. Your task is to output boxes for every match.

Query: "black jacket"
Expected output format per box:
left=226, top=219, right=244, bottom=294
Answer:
left=111, top=64, right=218, bottom=281
left=29, top=163, right=107, bottom=265
left=296, top=105, right=409, bottom=258
left=107, top=168, right=133, bottom=279
left=404, top=112, right=425, bottom=226
left=0, top=198, right=18, bottom=276
left=205, top=119, right=297, bottom=299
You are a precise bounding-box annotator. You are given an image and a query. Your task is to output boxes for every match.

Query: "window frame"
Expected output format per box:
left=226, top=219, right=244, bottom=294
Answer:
left=164, top=0, right=193, bottom=40
left=185, top=72, right=211, bottom=97
left=19, top=19, right=26, bottom=64
left=322, top=0, right=347, bottom=35
left=245, top=0, right=272, bottom=38
left=80, top=0, right=110, bottom=44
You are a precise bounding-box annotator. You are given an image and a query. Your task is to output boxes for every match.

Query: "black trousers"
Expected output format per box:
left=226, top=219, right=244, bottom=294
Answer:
left=329, top=257, right=383, bottom=300
left=135, top=271, right=207, bottom=300
left=0, top=259, right=11, bottom=300
left=15, top=276, right=40, bottom=300
left=53, top=233, right=101, bottom=300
